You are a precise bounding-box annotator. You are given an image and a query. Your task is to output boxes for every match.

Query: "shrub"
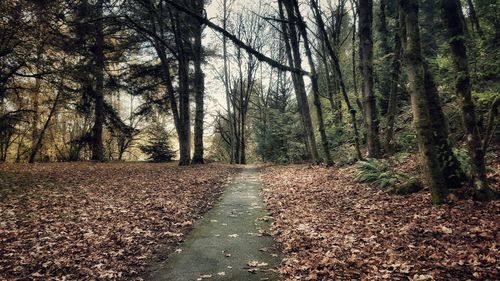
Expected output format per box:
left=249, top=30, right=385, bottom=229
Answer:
left=355, top=159, right=398, bottom=189
left=355, top=159, right=422, bottom=194
left=140, top=140, right=175, bottom=162
left=452, top=147, right=471, bottom=176
left=140, top=123, right=176, bottom=162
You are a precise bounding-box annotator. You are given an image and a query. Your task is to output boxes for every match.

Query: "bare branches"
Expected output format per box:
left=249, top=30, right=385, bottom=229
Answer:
left=162, top=0, right=310, bottom=76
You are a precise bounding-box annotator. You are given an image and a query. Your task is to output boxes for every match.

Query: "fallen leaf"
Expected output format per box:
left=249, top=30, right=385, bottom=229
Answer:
left=440, top=226, right=453, bottom=234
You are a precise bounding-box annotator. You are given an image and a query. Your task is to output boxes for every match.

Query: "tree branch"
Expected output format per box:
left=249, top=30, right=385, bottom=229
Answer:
left=163, top=0, right=310, bottom=76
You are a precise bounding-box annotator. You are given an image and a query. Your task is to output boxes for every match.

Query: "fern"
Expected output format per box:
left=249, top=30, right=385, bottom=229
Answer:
left=355, top=159, right=406, bottom=189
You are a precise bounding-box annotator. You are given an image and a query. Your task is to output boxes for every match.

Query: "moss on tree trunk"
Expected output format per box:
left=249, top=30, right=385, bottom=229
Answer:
left=400, top=0, right=448, bottom=204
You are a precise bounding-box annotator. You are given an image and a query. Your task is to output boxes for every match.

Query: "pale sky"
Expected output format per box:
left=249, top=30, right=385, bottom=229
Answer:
left=203, top=0, right=270, bottom=114
left=202, top=0, right=352, bottom=117
left=191, top=0, right=353, bottom=140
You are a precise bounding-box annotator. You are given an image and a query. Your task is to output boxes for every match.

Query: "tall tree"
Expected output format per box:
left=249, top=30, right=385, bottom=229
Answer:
left=349, top=0, right=365, bottom=119
left=292, top=0, right=333, bottom=166
left=125, top=0, right=193, bottom=165
left=441, top=0, right=492, bottom=200
left=191, top=0, right=206, bottom=164
left=279, top=0, right=319, bottom=163
left=359, top=0, right=381, bottom=157
left=400, top=0, right=448, bottom=204
left=311, top=0, right=363, bottom=160
left=221, top=0, right=236, bottom=163
left=407, top=0, right=466, bottom=189
left=172, top=8, right=192, bottom=166
left=384, top=6, right=402, bottom=150
left=90, top=0, right=105, bottom=161
left=376, top=0, right=392, bottom=115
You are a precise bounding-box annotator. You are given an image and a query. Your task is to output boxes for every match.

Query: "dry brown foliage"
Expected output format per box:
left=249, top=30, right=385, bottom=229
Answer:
left=262, top=165, right=499, bottom=280
left=0, top=162, right=234, bottom=280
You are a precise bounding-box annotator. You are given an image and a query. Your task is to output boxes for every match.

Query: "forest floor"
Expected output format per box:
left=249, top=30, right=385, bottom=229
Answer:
left=261, top=162, right=499, bottom=280
left=1, top=161, right=498, bottom=281
left=0, top=162, right=234, bottom=280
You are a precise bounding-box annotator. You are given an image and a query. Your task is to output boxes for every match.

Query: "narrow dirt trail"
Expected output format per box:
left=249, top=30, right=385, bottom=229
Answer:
left=149, top=166, right=280, bottom=281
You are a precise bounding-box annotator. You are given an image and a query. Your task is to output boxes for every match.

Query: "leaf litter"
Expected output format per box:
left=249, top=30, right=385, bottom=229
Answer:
left=0, top=162, right=234, bottom=280
left=261, top=165, right=499, bottom=280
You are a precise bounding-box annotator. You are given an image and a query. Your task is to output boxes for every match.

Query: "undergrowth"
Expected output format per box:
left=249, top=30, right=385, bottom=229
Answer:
left=354, top=158, right=419, bottom=191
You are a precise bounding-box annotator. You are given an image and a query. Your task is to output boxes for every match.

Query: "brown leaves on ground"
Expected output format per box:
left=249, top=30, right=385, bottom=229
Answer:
left=0, top=162, right=234, bottom=280
left=261, top=165, right=499, bottom=280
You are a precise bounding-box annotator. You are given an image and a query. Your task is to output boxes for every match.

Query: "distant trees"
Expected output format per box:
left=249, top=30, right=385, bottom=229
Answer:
left=215, top=1, right=273, bottom=164
left=1, top=0, right=209, bottom=164
left=1, top=0, right=70, bottom=162
left=253, top=68, right=306, bottom=163
left=123, top=0, right=208, bottom=166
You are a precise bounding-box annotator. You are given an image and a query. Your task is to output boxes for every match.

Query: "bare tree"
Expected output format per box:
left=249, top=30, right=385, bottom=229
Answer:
left=291, top=0, right=333, bottom=165
left=279, top=0, right=319, bottom=163
left=221, top=0, right=236, bottom=163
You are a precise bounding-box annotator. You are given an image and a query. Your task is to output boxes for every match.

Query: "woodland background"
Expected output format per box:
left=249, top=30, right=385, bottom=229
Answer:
left=1, top=0, right=499, bottom=279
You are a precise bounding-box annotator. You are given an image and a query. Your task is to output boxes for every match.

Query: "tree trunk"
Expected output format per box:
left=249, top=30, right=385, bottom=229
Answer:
left=178, top=55, right=191, bottom=166
left=465, top=0, right=482, bottom=35
left=400, top=0, right=447, bottom=204
left=235, top=46, right=246, bottom=165
left=29, top=91, right=61, bottom=163
left=191, top=0, right=205, bottom=165
left=377, top=0, right=392, bottom=115
left=321, top=50, right=339, bottom=124
left=293, top=0, right=333, bottom=166
left=31, top=49, right=41, bottom=161
left=240, top=112, right=246, bottom=164
left=424, top=66, right=466, bottom=189
left=280, top=0, right=319, bottom=163
left=170, top=11, right=192, bottom=166
left=441, top=0, right=492, bottom=200
left=482, top=98, right=499, bottom=153
left=30, top=8, right=45, bottom=162
left=278, top=1, right=309, bottom=159
left=222, top=0, right=235, bottom=164
left=349, top=3, right=364, bottom=119
left=359, top=0, right=381, bottom=158
left=385, top=12, right=402, bottom=151
left=311, top=0, right=363, bottom=160
left=239, top=53, right=245, bottom=165
left=91, top=0, right=105, bottom=162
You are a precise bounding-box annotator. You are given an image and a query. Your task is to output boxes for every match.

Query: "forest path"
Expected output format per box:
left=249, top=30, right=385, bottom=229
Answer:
left=148, top=166, right=280, bottom=281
